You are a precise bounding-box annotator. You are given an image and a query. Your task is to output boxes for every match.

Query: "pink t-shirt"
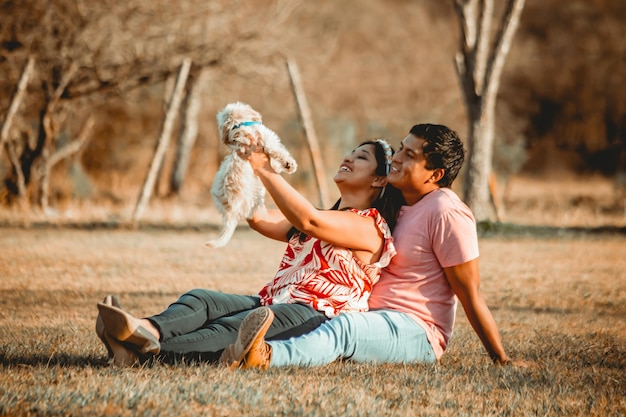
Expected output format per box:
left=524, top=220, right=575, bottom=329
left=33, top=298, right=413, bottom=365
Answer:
left=259, top=208, right=396, bottom=318
left=368, top=188, right=479, bottom=359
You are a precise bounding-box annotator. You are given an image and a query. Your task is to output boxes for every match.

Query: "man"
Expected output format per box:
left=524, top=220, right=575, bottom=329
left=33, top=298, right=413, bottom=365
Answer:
left=221, top=123, right=526, bottom=369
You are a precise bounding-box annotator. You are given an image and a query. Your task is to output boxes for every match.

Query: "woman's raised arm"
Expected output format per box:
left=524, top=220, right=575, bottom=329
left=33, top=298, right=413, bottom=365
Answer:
left=244, top=148, right=383, bottom=255
left=246, top=208, right=292, bottom=242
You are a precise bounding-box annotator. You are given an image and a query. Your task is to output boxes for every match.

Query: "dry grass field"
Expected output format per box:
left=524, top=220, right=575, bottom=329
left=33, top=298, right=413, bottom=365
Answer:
left=0, top=175, right=625, bottom=416
left=1, top=229, right=625, bottom=416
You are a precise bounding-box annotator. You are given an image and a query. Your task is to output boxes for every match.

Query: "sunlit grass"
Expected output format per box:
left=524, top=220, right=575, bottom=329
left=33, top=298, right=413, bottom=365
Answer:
left=1, top=227, right=624, bottom=416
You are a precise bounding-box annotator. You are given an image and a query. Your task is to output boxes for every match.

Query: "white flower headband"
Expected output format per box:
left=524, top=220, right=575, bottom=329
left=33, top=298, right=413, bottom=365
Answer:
left=376, top=139, right=393, bottom=175
left=375, top=138, right=393, bottom=199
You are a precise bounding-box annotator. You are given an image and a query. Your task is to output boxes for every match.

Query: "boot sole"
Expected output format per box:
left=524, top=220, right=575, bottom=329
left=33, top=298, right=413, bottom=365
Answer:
left=228, top=307, right=274, bottom=369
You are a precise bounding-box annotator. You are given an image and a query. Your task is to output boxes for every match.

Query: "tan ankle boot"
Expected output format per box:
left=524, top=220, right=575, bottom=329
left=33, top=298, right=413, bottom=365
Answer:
left=241, top=337, right=272, bottom=370
left=219, top=307, right=274, bottom=370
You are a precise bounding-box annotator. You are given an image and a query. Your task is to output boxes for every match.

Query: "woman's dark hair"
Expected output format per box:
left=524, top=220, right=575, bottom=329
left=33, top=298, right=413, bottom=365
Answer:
left=357, top=140, right=405, bottom=232
left=288, top=139, right=405, bottom=240
left=409, top=124, right=465, bottom=188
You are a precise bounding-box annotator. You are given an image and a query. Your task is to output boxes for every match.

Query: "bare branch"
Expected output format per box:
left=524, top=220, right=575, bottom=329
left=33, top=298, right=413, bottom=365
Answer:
left=48, top=116, right=95, bottom=167
left=49, top=62, right=80, bottom=105
left=0, top=56, right=35, bottom=152
left=5, top=139, right=27, bottom=203
left=484, top=0, right=526, bottom=100
left=452, top=0, right=478, bottom=103
left=453, top=0, right=475, bottom=50
left=474, top=0, right=493, bottom=93
left=265, top=0, right=303, bottom=32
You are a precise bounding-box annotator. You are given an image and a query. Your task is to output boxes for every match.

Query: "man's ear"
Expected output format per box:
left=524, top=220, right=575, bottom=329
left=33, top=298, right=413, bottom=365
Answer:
left=372, top=176, right=388, bottom=188
left=429, top=168, right=445, bottom=184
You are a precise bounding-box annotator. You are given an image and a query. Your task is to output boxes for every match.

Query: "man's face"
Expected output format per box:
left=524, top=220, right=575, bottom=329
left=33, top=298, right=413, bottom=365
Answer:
left=387, top=134, right=439, bottom=205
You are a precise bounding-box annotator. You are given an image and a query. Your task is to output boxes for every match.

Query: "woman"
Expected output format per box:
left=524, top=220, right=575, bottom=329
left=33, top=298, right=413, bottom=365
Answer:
left=96, top=139, right=405, bottom=366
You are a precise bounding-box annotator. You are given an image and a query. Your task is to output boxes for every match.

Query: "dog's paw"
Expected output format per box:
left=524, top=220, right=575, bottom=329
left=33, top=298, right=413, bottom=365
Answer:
left=205, top=240, right=224, bottom=248
left=283, top=158, right=297, bottom=174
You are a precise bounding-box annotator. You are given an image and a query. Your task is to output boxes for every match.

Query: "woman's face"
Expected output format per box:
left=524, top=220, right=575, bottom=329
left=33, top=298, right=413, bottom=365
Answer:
left=333, top=144, right=381, bottom=186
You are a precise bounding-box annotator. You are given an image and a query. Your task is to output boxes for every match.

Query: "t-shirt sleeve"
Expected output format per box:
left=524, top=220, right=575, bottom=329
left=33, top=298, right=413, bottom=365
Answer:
left=431, top=206, right=479, bottom=268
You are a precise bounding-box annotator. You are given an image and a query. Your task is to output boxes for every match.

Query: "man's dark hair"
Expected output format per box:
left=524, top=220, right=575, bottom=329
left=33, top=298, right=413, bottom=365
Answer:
left=409, top=124, right=465, bottom=188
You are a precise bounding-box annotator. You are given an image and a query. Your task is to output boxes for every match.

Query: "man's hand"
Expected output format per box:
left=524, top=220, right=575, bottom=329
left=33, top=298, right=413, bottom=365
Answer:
left=496, top=358, right=540, bottom=369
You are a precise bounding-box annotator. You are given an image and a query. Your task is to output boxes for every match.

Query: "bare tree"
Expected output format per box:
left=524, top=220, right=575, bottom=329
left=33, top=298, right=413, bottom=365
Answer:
left=452, top=0, right=525, bottom=221
left=0, top=0, right=301, bottom=210
left=1, top=1, right=106, bottom=208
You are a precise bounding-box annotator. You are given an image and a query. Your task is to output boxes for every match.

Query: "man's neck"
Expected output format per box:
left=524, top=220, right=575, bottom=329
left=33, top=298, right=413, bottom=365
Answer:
left=404, top=186, right=441, bottom=206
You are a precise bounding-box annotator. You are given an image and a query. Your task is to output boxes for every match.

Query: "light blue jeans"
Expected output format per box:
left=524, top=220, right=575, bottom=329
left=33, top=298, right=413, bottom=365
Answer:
left=268, top=310, right=436, bottom=367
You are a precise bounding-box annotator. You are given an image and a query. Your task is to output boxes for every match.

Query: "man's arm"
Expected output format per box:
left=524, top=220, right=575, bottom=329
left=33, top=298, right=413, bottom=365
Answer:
left=444, top=259, right=511, bottom=364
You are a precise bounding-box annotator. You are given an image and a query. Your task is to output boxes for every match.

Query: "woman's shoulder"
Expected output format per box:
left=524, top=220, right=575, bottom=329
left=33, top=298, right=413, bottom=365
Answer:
left=346, top=207, right=388, bottom=226
left=346, top=207, right=393, bottom=238
left=346, top=207, right=380, bottom=218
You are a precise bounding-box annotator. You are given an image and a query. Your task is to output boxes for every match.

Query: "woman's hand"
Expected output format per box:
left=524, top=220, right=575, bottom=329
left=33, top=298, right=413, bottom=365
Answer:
left=239, top=145, right=273, bottom=173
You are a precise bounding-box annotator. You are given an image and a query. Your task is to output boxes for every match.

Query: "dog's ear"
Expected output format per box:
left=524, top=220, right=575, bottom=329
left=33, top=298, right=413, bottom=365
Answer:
left=216, top=110, right=234, bottom=143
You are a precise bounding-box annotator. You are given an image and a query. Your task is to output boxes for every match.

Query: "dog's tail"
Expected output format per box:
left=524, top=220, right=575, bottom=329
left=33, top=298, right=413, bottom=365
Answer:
left=205, top=215, right=238, bottom=248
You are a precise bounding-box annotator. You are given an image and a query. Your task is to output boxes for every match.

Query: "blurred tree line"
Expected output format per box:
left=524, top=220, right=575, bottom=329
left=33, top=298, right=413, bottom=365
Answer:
left=502, top=0, right=625, bottom=177
left=0, top=0, right=624, bottom=216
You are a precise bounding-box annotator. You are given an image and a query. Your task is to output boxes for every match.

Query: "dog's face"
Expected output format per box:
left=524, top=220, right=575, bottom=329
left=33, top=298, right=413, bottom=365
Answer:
left=216, top=102, right=263, bottom=150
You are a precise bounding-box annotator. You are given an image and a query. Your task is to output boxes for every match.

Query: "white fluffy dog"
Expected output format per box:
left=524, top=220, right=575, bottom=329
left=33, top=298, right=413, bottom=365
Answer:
left=206, top=102, right=297, bottom=248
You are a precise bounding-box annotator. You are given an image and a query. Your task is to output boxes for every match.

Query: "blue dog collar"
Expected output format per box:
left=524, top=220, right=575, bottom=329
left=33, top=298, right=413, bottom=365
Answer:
left=233, top=121, right=262, bottom=130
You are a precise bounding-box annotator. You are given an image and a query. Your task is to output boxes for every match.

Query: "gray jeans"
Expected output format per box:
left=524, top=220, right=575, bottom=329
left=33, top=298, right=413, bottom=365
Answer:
left=147, top=288, right=327, bottom=363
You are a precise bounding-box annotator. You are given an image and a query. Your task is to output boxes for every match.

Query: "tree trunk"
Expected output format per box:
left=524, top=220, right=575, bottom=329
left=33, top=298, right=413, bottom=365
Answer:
left=47, top=116, right=95, bottom=168
left=453, top=0, right=525, bottom=222
left=132, top=58, right=191, bottom=223
left=153, top=72, right=177, bottom=197
left=464, top=105, right=495, bottom=221
left=37, top=109, right=56, bottom=212
left=170, top=68, right=209, bottom=195
left=286, top=59, right=330, bottom=208
left=37, top=63, right=79, bottom=213
left=4, top=140, right=27, bottom=206
left=1, top=56, right=35, bottom=206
